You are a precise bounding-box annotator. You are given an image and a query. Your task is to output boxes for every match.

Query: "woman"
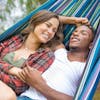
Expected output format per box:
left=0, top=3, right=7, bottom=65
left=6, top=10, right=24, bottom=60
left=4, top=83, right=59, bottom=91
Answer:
left=0, top=10, right=89, bottom=99
left=0, top=10, right=63, bottom=95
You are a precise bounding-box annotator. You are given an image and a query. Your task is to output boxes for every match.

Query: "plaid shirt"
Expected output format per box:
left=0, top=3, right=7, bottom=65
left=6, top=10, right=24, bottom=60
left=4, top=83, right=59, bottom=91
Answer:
left=0, top=34, right=55, bottom=95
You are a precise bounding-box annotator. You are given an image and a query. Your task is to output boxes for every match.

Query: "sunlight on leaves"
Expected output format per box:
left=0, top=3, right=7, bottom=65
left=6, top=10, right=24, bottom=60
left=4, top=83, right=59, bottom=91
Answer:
left=0, top=0, right=46, bottom=34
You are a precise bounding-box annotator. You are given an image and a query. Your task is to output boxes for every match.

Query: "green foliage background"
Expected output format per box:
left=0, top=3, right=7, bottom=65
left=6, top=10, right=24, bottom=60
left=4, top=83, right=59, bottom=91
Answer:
left=0, top=0, right=46, bottom=34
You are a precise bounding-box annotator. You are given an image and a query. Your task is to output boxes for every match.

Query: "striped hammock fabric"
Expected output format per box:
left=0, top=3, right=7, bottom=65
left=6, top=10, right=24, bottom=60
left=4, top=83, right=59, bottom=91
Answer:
left=74, top=20, right=100, bottom=100
left=0, top=0, right=100, bottom=99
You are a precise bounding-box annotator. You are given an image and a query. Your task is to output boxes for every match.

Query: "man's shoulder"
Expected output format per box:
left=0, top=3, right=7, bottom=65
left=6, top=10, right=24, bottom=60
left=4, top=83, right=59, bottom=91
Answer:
left=54, top=48, right=68, bottom=62
left=54, top=48, right=67, bottom=55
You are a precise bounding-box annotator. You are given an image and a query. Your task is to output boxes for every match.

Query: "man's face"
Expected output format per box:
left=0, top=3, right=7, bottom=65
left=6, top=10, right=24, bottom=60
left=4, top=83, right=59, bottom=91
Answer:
left=69, top=25, right=93, bottom=51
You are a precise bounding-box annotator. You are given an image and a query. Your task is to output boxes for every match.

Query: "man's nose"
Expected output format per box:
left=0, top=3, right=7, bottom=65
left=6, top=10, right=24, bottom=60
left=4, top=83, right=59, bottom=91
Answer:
left=73, top=31, right=79, bottom=36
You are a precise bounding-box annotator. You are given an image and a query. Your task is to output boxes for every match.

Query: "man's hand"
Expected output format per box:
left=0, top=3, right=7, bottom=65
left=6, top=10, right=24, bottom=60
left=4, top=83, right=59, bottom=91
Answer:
left=75, top=17, right=90, bottom=26
left=18, top=64, right=45, bottom=87
left=59, top=16, right=90, bottom=25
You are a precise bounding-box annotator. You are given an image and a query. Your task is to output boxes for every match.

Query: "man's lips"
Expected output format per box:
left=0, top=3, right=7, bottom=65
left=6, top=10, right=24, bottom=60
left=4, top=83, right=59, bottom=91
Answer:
left=70, top=37, right=80, bottom=42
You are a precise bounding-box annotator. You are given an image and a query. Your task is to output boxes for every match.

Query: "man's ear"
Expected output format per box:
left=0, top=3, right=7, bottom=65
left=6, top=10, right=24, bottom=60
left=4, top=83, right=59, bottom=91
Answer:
left=89, top=42, right=93, bottom=50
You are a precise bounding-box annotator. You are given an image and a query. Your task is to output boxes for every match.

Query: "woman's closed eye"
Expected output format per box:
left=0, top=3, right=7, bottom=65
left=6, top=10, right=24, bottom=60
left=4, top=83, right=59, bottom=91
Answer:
left=45, top=22, right=51, bottom=27
left=45, top=22, right=57, bottom=33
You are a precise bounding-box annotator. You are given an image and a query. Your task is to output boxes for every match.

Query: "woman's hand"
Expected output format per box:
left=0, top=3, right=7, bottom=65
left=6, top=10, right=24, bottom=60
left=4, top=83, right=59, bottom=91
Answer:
left=8, top=67, right=23, bottom=78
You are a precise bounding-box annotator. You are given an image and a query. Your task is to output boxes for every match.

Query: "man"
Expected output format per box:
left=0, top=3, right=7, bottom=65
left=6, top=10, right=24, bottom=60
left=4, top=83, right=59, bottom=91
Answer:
left=17, top=24, right=95, bottom=100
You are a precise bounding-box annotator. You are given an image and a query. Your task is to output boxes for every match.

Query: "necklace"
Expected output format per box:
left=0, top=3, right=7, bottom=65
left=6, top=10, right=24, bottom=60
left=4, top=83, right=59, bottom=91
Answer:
left=14, top=46, right=35, bottom=61
left=24, top=47, right=29, bottom=51
left=18, top=47, right=34, bottom=59
left=24, top=47, right=35, bottom=54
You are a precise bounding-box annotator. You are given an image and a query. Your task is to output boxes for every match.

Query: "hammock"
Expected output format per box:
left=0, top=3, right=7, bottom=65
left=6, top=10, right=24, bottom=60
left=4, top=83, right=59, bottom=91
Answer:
left=0, top=0, right=100, bottom=99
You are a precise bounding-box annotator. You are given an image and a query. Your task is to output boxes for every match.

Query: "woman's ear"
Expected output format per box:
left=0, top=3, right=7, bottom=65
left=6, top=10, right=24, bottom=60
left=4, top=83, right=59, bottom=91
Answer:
left=89, top=42, right=93, bottom=50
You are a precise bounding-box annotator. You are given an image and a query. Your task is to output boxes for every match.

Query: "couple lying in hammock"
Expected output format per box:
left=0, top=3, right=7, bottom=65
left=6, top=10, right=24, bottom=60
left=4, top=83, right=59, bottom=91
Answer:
left=0, top=10, right=94, bottom=100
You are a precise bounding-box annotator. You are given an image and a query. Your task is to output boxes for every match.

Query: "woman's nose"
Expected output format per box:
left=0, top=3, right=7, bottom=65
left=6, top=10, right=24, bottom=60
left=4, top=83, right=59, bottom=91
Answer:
left=48, top=28, right=54, bottom=34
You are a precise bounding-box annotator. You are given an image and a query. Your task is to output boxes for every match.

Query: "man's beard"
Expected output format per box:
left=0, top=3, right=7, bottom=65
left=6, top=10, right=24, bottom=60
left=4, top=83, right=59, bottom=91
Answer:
left=69, top=46, right=79, bottom=52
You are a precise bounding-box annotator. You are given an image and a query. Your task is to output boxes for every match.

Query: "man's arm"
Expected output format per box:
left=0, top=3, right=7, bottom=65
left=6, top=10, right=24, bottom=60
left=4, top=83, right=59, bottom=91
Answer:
left=59, top=15, right=89, bottom=25
left=19, top=66, right=73, bottom=100
left=34, top=79, right=73, bottom=100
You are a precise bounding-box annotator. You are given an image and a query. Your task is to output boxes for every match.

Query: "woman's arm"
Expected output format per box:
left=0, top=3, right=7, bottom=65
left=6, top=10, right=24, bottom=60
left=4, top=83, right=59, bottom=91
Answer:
left=0, top=81, right=16, bottom=100
left=0, top=69, right=28, bottom=95
left=0, top=42, right=27, bottom=93
left=59, top=15, right=89, bottom=25
left=0, top=59, right=22, bottom=77
left=0, top=35, right=23, bottom=73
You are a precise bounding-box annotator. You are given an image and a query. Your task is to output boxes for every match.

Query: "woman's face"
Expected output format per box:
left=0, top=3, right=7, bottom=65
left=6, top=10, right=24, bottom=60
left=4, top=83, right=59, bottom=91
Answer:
left=32, top=18, right=59, bottom=43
